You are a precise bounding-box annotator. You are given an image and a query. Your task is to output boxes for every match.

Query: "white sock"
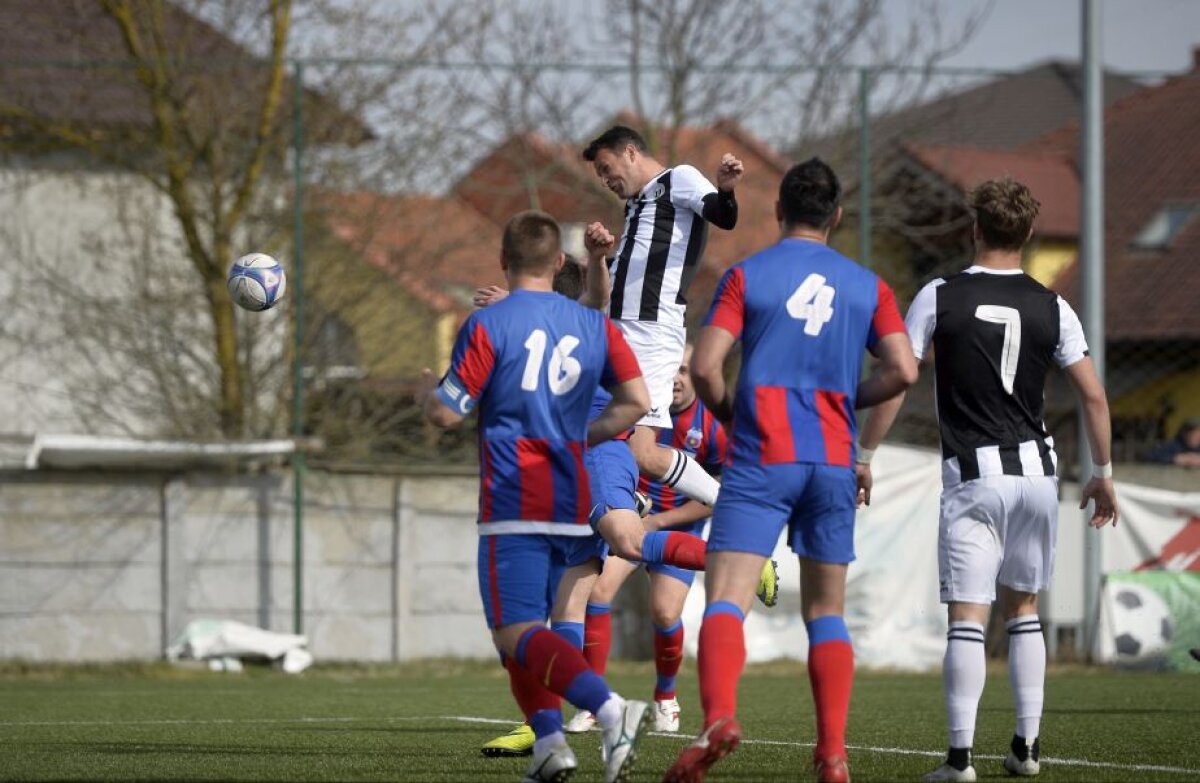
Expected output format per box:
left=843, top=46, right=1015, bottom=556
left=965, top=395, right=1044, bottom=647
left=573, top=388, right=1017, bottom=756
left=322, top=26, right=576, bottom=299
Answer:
left=1006, top=614, right=1045, bottom=741
left=533, top=731, right=566, bottom=754
left=594, top=694, right=625, bottom=730
left=944, top=621, right=987, bottom=749
left=658, top=448, right=719, bottom=506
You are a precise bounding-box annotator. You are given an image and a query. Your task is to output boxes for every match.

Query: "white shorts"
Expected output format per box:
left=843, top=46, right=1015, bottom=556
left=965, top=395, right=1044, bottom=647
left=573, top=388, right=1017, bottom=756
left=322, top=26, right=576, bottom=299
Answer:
left=938, top=475, right=1059, bottom=604
left=612, top=319, right=685, bottom=429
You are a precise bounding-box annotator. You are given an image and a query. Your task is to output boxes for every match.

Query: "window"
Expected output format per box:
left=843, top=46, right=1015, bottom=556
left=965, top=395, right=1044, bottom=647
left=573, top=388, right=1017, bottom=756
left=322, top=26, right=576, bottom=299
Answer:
left=1129, top=203, right=1199, bottom=251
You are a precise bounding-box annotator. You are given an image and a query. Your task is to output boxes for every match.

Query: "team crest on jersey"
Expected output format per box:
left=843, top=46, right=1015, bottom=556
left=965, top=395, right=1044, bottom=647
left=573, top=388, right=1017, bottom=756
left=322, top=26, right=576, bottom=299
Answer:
left=685, top=426, right=704, bottom=452
left=649, top=183, right=666, bottom=201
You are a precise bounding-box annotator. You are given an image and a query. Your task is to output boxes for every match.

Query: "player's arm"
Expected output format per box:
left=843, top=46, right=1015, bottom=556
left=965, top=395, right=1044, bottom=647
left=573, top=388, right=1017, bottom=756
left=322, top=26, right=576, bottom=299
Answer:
left=579, top=222, right=615, bottom=311
left=855, top=279, right=919, bottom=409
left=675, top=159, right=741, bottom=230
left=691, top=325, right=737, bottom=425
left=643, top=500, right=711, bottom=532
left=1064, top=357, right=1119, bottom=528
left=588, top=319, right=649, bottom=445
left=420, top=317, right=494, bottom=429
left=589, top=376, right=649, bottom=445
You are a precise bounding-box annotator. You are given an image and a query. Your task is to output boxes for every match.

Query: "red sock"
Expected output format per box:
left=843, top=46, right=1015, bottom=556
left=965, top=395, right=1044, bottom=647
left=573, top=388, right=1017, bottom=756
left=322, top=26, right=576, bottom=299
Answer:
left=663, top=531, right=707, bottom=571
left=583, top=605, right=612, bottom=675
left=518, top=627, right=611, bottom=712
left=505, top=655, right=560, bottom=719
left=698, top=606, right=745, bottom=726
left=653, top=621, right=685, bottom=700
left=808, top=640, right=855, bottom=757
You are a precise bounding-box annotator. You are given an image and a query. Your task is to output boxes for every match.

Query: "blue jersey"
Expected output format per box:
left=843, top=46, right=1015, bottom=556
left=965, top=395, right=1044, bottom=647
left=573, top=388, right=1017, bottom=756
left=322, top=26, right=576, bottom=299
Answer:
left=436, top=289, right=641, bottom=535
left=705, top=239, right=905, bottom=467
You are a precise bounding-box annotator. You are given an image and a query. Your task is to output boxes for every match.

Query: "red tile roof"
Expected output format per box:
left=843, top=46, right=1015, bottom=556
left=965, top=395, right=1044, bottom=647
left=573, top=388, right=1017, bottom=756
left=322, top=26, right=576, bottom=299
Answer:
left=904, top=144, right=1080, bottom=238
left=321, top=191, right=504, bottom=317
left=1027, top=71, right=1200, bottom=341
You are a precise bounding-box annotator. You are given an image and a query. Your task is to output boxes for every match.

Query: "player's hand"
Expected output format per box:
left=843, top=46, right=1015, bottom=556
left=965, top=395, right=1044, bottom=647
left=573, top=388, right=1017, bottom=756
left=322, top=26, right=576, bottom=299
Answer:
left=1079, top=476, right=1119, bottom=528
left=473, top=285, right=509, bottom=308
left=415, top=368, right=439, bottom=404
left=855, top=463, right=873, bottom=507
left=583, top=222, right=615, bottom=258
left=642, top=514, right=664, bottom=533
left=716, top=153, right=744, bottom=192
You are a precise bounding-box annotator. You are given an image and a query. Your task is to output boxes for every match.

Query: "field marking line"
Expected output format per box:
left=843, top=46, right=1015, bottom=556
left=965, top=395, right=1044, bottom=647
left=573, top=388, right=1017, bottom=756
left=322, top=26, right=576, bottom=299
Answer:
left=3, top=712, right=1196, bottom=776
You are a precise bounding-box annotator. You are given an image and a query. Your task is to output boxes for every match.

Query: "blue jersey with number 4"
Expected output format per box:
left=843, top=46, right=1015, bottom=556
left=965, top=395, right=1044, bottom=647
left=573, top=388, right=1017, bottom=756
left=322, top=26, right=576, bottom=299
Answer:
left=436, top=289, right=642, bottom=534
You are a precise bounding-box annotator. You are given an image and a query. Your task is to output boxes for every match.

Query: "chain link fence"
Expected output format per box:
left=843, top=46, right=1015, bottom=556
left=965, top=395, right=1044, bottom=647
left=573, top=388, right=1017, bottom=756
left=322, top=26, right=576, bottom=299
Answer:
left=2, top=54, right=1197, bottom=478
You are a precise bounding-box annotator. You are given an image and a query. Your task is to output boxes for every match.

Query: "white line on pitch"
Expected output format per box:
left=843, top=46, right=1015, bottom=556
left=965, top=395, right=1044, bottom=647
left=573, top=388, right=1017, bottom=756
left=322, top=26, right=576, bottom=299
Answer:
left=4, top=713, right=1197, bottom=777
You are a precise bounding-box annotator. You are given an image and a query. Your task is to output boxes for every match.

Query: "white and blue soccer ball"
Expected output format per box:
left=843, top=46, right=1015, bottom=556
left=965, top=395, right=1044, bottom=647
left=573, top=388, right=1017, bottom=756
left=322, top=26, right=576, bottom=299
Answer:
left=227, top=253, right=286, bottom=311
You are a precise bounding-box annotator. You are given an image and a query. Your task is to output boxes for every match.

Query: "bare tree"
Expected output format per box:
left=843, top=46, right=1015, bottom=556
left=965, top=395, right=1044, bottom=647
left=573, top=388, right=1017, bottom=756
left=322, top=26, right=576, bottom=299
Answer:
left=601, top=0, right=992, bottom=157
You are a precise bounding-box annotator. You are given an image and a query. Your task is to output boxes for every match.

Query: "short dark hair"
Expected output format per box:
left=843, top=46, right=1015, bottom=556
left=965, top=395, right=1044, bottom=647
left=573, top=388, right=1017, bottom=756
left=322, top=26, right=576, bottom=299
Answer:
left=968, top=178, right=1040, bottom=251
left=552, top=255, right=585, bottom=300
left=501, top=211, right=561, bottom=273
left=583, top=125, right=647, bottom=162
left=778, top=158, right=841, bottom=229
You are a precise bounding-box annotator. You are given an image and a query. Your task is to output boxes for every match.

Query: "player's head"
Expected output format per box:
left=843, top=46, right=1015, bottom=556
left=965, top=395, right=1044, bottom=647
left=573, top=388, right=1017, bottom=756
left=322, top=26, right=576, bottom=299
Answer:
left=777, top=157, right=842, bottom=235
left=583, top=125, right=653, bottom=199
left=672, top=342, right=696, bottom=411
left=968, top=177, right=1040, bottom=252
left=500, top=210, right=565, bottom=279
left=551, top=255, right=585, bottom=300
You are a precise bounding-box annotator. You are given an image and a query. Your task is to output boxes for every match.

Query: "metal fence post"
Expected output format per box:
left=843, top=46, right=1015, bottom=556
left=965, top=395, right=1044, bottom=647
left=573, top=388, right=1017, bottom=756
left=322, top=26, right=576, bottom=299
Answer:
left=858, top=67, right=872, bottom=269
left=291, top=59, right=307, bottom=636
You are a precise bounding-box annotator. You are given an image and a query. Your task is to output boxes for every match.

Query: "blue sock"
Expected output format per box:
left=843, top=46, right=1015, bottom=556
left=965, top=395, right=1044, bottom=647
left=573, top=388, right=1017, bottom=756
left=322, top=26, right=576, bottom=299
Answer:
left=641, top=531, right=668, bottom=564
left=552, top=620, right=584, bottom=650
left=529, top=708, right=564, bottom=739
left=564, top=670, right=612, bottom=715
left=586, top=602, right=611, bottom=616
left=704, top=601, right=746, bottom=621
left=806, top=615, right=851, bottom=646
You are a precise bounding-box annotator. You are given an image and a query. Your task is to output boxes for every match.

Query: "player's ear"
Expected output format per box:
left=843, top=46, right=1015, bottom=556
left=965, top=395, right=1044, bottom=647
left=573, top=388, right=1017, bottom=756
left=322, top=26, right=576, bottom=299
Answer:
left=553, top=252, right=565, bottom=272
left=972, top=222, right=982, bottom=243
left=774, top=200, right=783, bottom=225
left=499, top=250, right=509, bottom=271
left=828, top=206, right=843, bottom=232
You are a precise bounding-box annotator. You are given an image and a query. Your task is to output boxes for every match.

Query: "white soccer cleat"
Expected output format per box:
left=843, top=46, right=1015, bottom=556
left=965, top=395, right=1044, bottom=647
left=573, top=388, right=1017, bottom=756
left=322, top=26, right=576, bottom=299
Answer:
left=653, top=697, right=681, bottom=732
left=600, top=698, right=651, bottom=783
left=922, top=763, right=977, bottom=782
left=1003, top=736, right=1041, bottom=777
left=564, top=709, right=597, bottom=733
left=521, top=741, right=578, bottom=783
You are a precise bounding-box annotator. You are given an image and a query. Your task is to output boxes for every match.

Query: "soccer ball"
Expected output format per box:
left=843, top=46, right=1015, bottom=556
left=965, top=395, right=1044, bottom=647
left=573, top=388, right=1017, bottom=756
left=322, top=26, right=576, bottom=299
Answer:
left=227, top=253, right=286, bottom=311
left=1109, top=582, right=1173, bottom=665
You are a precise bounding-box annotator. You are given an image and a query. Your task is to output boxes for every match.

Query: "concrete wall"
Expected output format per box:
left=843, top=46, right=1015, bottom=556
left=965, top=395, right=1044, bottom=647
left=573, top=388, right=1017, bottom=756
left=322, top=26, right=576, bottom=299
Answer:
left=0, top=468, right=493, bottom=662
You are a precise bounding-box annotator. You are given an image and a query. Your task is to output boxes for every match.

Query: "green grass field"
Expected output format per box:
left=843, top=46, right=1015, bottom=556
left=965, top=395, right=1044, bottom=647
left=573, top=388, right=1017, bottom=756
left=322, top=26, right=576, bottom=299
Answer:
left=1, top=661, right=1196, bottom=782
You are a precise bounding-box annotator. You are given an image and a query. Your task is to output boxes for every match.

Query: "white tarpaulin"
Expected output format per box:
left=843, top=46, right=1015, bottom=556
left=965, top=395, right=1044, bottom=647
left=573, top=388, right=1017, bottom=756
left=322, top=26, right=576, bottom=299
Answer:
left=166, top=619, right=314, bottom=673
left=682, top=444, right=949, bottom=671
left=1102, top=483, right=1200, bottom=572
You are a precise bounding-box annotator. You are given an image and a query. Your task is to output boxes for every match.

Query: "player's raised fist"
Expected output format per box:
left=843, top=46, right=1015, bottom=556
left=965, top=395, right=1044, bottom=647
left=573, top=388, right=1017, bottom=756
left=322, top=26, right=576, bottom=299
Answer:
left=584, top=222, right=615, bottom=257
left=717, top=153, right=744, bottom=191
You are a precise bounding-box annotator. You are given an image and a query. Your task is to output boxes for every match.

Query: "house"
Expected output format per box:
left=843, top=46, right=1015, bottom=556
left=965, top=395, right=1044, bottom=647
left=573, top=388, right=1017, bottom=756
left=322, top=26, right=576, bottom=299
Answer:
left=0, top=1, right=364, bottom=442
left=870, top=51, right=1200, bottom=459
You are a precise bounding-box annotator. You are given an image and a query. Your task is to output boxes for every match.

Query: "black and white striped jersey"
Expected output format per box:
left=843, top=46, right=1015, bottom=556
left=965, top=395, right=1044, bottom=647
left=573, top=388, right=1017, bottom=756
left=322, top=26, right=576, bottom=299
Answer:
left=608, top=164, right=717, bottom=327
left=905, top=266, right=1089, bottom=487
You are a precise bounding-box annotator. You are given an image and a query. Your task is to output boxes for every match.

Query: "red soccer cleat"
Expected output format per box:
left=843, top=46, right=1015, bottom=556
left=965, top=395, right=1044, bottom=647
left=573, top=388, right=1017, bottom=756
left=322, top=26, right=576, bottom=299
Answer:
left=662, top=717, right=742, bottom=783
left=813, top=751, right=851, bottom=783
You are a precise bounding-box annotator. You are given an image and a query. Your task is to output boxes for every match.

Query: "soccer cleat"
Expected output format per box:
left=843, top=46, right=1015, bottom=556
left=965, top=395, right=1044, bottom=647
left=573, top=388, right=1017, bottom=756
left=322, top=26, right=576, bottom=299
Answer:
left=481, top=722, right=534, bottom=757
left=1003, top=735, right=1041, bottom=777
left=813, top=752, right=851, bottom=783
left=600, top=698, right=651, bottom=783
left=635, top=491, right=652, bottom=517
left=756, top=558, right=780, bottom=607
left=564, top=709, right=597, bottom=734
left=653, top=698, right=681, bottom=732
left=922, top=762, right=977, bottom=782
left=662, top=716, right=742, bottom=783
left=521, top=741, right=578, bottom=783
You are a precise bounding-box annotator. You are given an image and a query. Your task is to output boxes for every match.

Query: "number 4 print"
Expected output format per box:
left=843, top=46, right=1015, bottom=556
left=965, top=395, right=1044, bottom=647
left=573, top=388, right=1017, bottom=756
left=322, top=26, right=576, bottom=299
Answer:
left=974, top=305, right=1021, bottom=394
left=521, top=329, right=583, bottom=395
left=787, top=273, right=836, bottom=336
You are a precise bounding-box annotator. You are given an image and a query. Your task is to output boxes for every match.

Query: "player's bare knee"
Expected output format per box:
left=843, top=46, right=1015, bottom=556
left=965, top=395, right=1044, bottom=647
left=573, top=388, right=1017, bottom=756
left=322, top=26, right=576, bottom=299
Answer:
left=651, top=605, right=682, bottom=628
left=1000, top=588, right=1039, bottom=620
left=947, top=601, right=990, bottom=625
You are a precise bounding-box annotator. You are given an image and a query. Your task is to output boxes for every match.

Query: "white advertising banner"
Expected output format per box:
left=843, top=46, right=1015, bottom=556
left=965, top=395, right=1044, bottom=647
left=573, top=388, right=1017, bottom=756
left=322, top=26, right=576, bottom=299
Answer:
left=682, top=444, right=950, bottom=671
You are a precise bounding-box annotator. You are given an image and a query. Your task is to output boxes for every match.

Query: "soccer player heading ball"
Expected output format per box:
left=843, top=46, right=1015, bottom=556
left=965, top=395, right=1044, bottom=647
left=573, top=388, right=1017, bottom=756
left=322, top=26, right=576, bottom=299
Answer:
left=582, top=125, right=743, bottom=508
